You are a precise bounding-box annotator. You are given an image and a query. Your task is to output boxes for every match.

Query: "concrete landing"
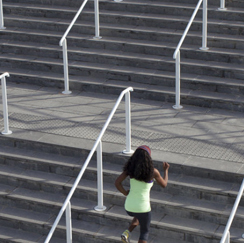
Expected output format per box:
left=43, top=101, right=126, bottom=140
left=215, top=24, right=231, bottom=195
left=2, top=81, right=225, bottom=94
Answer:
left=1, top=81, right=244, bottom=176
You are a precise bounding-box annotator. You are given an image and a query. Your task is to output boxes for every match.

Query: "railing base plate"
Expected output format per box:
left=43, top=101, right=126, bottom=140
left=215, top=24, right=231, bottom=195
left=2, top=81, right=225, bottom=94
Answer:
left=218, top=7, right=227, bottom=11
left=123, top=149, right=134, bottom=155
left=1, top=130, right=12, bottom=135
left=173, top=105, right=183, bottom=110
left=93, top=36, right=102, bottom=40
left=62, top=90, right=72, bottom=95
left=199, top=47, right=209, bottom=51
left=94, top=206, right=107, bottom=211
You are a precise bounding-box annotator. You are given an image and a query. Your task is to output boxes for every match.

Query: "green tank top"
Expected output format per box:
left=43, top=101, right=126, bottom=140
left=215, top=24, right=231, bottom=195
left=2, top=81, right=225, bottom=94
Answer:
left=125, top=178, right=154, bottom=213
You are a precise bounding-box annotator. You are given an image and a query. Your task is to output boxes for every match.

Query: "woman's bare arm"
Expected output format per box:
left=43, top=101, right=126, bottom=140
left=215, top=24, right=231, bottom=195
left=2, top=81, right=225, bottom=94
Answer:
left=115, top=171, right=129, bottom=196
left=153, top=162, right=170, bottom=188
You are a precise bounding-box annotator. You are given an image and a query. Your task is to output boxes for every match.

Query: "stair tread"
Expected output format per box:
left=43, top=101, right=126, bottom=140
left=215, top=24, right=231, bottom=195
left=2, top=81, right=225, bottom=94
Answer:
left=1, top=194, right=244, bottom=241
left=0, top=163, right=73, bottom=185
left=2, top=67, right=244, bottom=104
left=1, top=0, right=244, bottom=242
left=0, top=225, right=44, bottom=243
left=2, top=39, right=244, bottom=67
left=0, top=144, right=241, bottom=196
left=2, top=37, right=244, bottom=57
left=4, top=14, right=244, bottom=41
left=4, top=3, right=244, bottom=27
left=0, top=52, right=244, bottom=79
left=0, top=155, right=241, bottom=219
left=4, top=0, right=244, bottom=13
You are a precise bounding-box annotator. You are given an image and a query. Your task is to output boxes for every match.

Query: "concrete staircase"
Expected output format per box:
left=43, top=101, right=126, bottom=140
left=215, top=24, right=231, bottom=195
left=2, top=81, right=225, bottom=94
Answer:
left=0, top=134, right=244, bottom=242
left=1, top=0, right=244, bottom=111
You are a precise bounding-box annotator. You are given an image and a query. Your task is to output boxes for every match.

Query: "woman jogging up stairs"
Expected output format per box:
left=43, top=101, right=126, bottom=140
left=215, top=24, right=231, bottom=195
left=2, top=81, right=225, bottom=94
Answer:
left=0, top=132, right=243, bottom=242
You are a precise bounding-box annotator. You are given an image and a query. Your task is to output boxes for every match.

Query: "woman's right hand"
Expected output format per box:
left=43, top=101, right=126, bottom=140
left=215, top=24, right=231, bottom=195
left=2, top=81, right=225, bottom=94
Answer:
left=163, top=162, right=170, bottom=171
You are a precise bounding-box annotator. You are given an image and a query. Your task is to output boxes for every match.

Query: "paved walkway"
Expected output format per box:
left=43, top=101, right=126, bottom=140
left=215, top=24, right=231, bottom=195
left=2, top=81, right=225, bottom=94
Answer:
left=1, top=82, right=244, bottom=175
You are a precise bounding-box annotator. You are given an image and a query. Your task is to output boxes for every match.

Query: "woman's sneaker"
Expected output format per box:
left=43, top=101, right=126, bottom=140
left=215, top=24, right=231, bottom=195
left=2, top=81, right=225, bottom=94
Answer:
left=121, top=229, right=130, bottom=243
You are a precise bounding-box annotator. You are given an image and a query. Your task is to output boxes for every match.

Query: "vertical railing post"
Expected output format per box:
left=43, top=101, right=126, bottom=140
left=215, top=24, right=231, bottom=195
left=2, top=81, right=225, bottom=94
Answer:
left=93, top=0, right=102, bottom=39
left=220, top=179, right=244, bottom=243
left=66, top=201, right=72, bottom=243
left=218, top=0, right=227, bottom=11
left=200, top=0, right=209, bottom=51
left=94, top=140, right=106, bottom=211
left=123, top=91, right=134, bottom=154
left=173, top=51, right=183, bottom=110
left=61, top=39, right=72, bottom=95
left=0, top=0, right=5, bottom=30
left=225, top=231, right=230, bottom=243
left=1, top=73, right=12, bottom=135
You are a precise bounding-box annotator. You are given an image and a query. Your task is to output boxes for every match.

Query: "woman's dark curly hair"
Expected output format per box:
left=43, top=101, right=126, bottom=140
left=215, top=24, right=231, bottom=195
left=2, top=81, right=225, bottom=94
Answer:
left=123, top=148, right=154, bottom=182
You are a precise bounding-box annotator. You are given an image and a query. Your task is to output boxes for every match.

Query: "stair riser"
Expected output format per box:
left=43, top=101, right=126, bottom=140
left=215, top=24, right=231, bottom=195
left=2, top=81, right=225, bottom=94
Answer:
left=0, top=40, right=244, bottom=69
left=4, top=73, right=244, bottom=112
left=4, top=13, right=244, bottom=38
left=0, top=31, right=62, bottom=45
left=0, top=136, right=91, bottom=159
left=0, top=153, right=242, bottom=211
left=150, top=0, right=244, bottom=8
left=1, top=192, right=242, bottom=243
left=152, top=227, right=220, bottom=243
left=0, top=57, right=243, bottom=85
left=97, top=3, right=244, bottom=22
left=1, top=44, right=244, bottom=69
left=4, top=0, right=244, bottom=9
left=2, top=28, right=244, bottom=52
left=0, top=156, right=81, bottom=177
left=0, top=214, right=120, bottom=243
left=0, top=135, right=242, bottom=183
left=0, top=167, right=242, bottom=231
left=6, top=3, right=244, bottom=22
left=0, top=217, right=50, bottom=237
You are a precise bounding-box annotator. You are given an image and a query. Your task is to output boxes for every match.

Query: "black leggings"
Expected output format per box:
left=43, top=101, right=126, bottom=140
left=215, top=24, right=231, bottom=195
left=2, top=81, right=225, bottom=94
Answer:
left=126, top=210, right=151, bottom=241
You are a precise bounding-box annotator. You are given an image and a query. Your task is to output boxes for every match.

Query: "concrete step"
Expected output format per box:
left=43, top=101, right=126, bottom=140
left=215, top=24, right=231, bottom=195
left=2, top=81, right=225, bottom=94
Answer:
left=0, top=133, right=243, bottom=242
left=1, top=52, right=244, bottom=93
left=0, top=33, right=244, bottom=70
left=0, top=174, right=243, bottom=243
left=0, top=225, right=68, bottom=243
left=2, top=39, right=244, bottom=69
left=0, top=180, right=243, bottom=243
left=3, top=0, right=244, bottom=10
left=4, top=1, right=244, bottom=28
left=148, top=0, right=244, bottom=9
left=0, top=143, right=243, bottom=226
left=0, top=143, right=242, bottom=207
left=4, top=7, right=244, bottom=38
left=0, top=196, right=196, bottom=243
left=0, top=201, right=131, bottom=242
left=2, top=67, right=244, bottom=112
left=2, top=18, right=244, bottom=52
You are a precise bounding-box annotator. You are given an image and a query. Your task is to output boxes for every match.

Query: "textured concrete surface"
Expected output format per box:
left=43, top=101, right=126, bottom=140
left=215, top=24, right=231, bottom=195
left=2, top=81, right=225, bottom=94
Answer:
left=1, top=81, right=244, bottom=175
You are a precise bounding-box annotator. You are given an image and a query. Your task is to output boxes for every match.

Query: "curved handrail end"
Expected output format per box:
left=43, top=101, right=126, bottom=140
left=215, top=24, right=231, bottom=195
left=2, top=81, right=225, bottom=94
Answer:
left=59, top=39, right=64, bottom=47
left=0, top=72, right=10, bottom=79
left=173, top=52, right=177, bottom=59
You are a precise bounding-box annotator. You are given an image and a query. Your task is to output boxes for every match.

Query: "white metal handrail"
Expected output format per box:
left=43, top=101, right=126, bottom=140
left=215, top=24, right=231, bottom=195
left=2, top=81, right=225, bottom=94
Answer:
left=0, top=0, right=5, bottom=29
left=173, top=0, right=208, bottom=110
left=220, top=179, right=244, bottom=243
left=0, top=72, right=12, bottom=135
left=219, top=0, right=227, bottom=11
left=44, top=86, right=134, bottom=243
left=60, top=0, right=101, bottom=95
